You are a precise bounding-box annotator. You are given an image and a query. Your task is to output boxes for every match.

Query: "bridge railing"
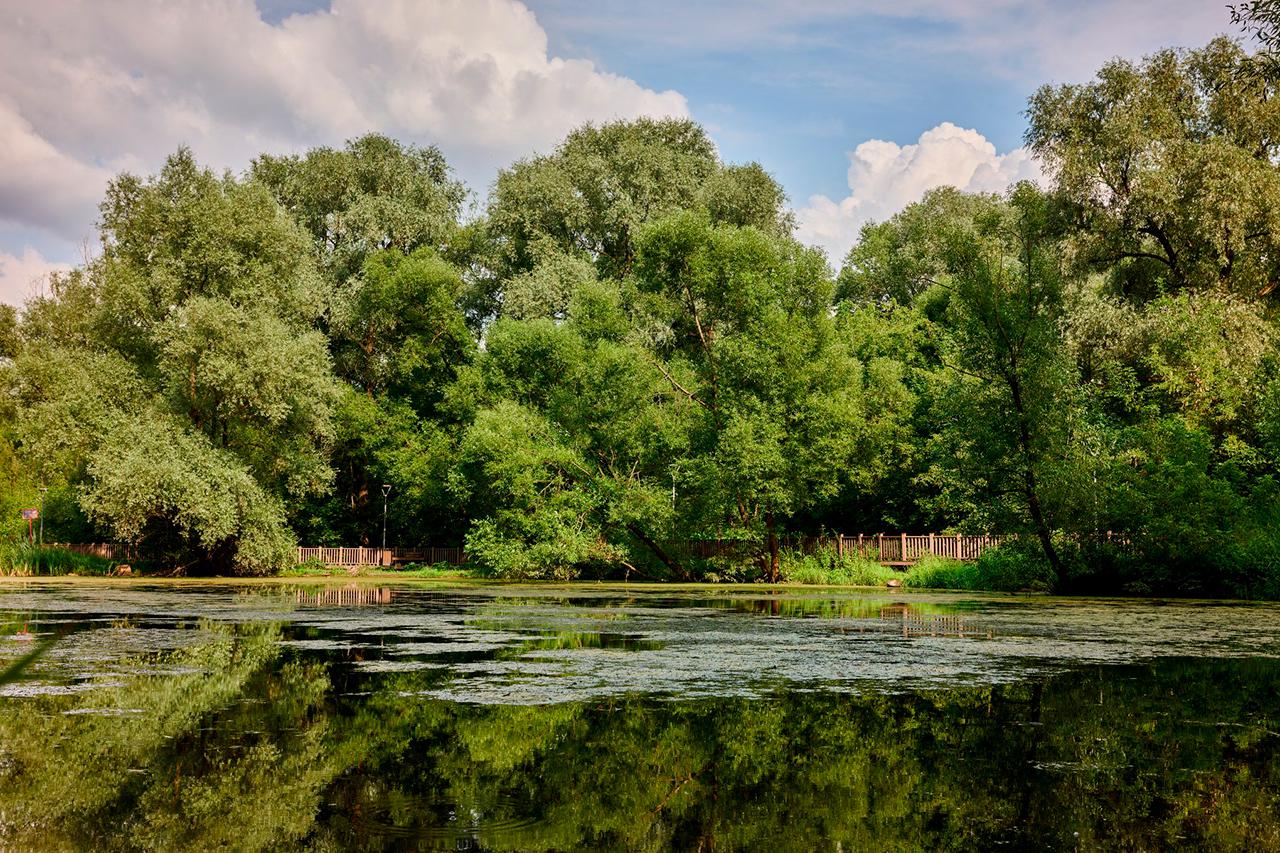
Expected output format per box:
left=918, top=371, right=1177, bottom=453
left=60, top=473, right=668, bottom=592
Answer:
left=296, top=546, right=466, bottom=567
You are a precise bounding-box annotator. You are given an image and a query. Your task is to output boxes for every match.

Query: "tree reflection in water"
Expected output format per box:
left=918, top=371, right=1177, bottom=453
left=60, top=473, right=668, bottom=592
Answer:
left=0, top=620, right=1277, bottom=850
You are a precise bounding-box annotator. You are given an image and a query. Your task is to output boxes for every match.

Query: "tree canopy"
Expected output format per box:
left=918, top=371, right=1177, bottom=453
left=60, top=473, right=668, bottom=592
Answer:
left=7, top=28, right=1280, bottom=594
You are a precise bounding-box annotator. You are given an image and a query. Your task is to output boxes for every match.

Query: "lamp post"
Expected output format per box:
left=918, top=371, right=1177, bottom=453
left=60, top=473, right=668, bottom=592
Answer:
left=381, top=484, right=392, bottom=556
left=38, top=486, right=47, bottom=547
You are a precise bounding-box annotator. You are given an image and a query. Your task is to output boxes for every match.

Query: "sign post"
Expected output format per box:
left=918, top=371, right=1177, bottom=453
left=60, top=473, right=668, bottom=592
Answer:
left=20, top=508, right=38, bottom=545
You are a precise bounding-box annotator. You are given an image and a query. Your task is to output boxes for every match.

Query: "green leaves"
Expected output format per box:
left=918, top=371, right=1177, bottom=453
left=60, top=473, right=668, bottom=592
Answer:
left=252, top=133, right=467, bottom=286
left=80, top=415, right=294, bottom=574
left=1027, top=37, right=1280, bottom=299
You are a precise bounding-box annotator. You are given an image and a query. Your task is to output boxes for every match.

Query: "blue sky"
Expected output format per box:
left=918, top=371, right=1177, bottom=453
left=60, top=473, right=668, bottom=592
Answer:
left=0, top=0, right=1236, bottom=304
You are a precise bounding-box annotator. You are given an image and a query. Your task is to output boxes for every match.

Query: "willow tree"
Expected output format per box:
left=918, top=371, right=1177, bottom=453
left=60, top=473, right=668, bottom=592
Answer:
left=12, top=149, right=340, bottom=572
left=1026, top=37, right=1280, bottom=298
left=633, top=213, right=888, bottom=581
left=251, top=133, right=467, bottom=287
left=932, top=186, right=1080, bottom=577
left=483, top=118, right=793, bottom=320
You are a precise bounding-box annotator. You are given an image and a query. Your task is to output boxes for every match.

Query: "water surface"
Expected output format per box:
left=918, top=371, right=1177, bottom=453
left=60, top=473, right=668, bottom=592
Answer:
left=1, top=580, right=1277, bottom=850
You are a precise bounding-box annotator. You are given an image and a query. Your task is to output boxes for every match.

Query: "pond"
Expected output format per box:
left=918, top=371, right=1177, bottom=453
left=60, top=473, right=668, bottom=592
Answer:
left=1, top=580, right=1278, bottom=850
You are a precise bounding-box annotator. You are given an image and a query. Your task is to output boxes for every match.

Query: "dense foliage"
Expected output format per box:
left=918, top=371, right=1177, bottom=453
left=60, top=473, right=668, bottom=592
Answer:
left=5, top=28, right=1280, bottom=593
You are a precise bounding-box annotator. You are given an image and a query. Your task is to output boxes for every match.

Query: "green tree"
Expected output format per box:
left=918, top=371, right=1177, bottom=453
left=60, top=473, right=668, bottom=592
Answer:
left=634, top=213, right=889, bottom=579
left=329, top=247, right=474, bottom=409
left=932, top=186, right=1079, bottom=576
left=483, top=118, right=792, bottom=319
left=11, top=149, right=340, bottom=572
left=252, top=133, right=467, bottom=286
left=836, top=187, right=1005, bottom=306
left=1026, top=37, right=1280, bottom=298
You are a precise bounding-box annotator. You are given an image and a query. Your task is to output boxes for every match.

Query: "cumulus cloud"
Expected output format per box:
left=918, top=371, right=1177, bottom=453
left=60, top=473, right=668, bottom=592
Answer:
left=0, top=247, right=72, bottom=308
left=795, top=122, right=1044, bottom=263
left=0, top=0, right=688, bottom=248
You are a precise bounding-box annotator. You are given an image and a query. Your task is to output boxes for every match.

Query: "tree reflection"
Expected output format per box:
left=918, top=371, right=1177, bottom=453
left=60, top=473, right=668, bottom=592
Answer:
left=0, top=628, right=1277, bottom=851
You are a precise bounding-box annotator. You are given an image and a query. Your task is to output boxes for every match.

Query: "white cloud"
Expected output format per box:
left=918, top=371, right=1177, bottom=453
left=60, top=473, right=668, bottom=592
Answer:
left=0, top=247, right=72, bottom=307
left=795, top=122, right=1044, bottom=263
left=0, top=0, right=688, bottom=248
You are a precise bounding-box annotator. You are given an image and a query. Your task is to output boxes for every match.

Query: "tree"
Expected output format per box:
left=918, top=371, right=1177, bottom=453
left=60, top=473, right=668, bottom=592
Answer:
left=451, top=291, right=695, bottom=579
left=1026, top=38, right=1280, bottom=299
left=483, top=118, right=793, bottom=319
left=836, top=188, right=1005, bottom=306
left=252, top=133, right=467, bottom=287
left=329, top=247, right=474, bottom=410
left=634, top=213, right=887, bottom=580
left=11, top=149, right=341, bottom=572
left=0, top=305, right=17, bottom=360
left=932, top=186, right=1079, bottom=576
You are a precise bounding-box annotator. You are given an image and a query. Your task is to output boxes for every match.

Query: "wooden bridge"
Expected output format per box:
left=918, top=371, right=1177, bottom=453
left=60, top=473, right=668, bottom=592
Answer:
left=295, top=546, right=466, bottom=568
left=680, top=534, right=1009, bottom=566
left=829, top=533, right=1006, bottom=566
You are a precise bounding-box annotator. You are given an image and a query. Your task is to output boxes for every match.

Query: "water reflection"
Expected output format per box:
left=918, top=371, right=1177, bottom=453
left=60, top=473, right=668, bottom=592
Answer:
left=295, top=585, right=394, bottom=607
left=0, top=584, right=1277, bottom=850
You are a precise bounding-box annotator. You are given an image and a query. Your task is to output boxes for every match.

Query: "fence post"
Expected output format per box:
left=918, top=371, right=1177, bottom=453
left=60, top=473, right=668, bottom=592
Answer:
left=901, top=532, right=906, bottom=561
left=836, top=534, right=844, bottom=558
left=928, top=532, right=935, bottom=557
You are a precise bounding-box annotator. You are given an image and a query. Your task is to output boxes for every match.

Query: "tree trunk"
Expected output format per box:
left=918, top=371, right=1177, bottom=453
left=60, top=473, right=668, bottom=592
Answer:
left=765, top=507, right=780, bottom=583
left=1007, top=372, right=1064, bottom=578
left=627, top=523, right=691, bottom=581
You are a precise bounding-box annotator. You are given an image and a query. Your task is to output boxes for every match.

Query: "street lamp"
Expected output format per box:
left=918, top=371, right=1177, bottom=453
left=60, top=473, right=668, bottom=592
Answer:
left=381, top=484, right=392, bottom=555
left=38, top=486, right=47, bottom=547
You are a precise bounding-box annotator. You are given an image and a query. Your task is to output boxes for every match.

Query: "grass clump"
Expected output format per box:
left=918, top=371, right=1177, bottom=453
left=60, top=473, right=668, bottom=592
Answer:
left=0, top=543, right=119, bottom=576
left=389, top=562, right=475, bottom=578
left=905, top=545, right=1055, bottom=592
left=778, top=550, right=898, bottom=586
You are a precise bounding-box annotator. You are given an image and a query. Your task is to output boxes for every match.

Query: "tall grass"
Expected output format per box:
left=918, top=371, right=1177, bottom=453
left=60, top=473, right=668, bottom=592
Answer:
left=777, top=550, right=899, bottom=586
left=0, top=543, right=119, bottom=576
left=905, top=547, right=1056, bottom=592
left=778, top=544, right=1058, bottom=592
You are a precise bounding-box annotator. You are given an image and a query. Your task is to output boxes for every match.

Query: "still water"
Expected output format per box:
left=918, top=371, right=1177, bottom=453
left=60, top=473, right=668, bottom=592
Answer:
left=1, top=580, right=1278, bottom=850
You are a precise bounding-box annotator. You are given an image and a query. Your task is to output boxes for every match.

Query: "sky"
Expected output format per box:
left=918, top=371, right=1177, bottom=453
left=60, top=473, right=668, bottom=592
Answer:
left=0, top=0, right=1235, bottom=306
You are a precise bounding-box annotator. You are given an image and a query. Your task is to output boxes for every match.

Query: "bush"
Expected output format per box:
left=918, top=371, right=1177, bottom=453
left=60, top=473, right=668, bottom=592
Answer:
left=903, top=555, right=980, bottom=590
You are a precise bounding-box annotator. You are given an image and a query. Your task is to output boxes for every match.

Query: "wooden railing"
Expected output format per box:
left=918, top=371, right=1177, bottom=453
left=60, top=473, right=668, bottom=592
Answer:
left=835, top=533, right=1006, bottom=564
left=296, top=546, right=466, bottom=567
left=51, top=542, right=132, bottom=560
left=683, top=532, right=1132, bottom=565
left=58, top=533, right=1129, bottom=571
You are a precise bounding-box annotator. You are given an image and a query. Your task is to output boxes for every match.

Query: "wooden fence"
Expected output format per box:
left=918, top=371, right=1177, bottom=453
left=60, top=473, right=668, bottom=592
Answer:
left=52, top=542, right=133, bottom=560
left=681, top=532, right=1129, bottom=566
left=58, top=533, right=1128, bottom=570
left=681, top=534, right=1005, bottom=565
left=836, top=533, right=1005, bottom=564
left=296, top=546, right=466, bottom=568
